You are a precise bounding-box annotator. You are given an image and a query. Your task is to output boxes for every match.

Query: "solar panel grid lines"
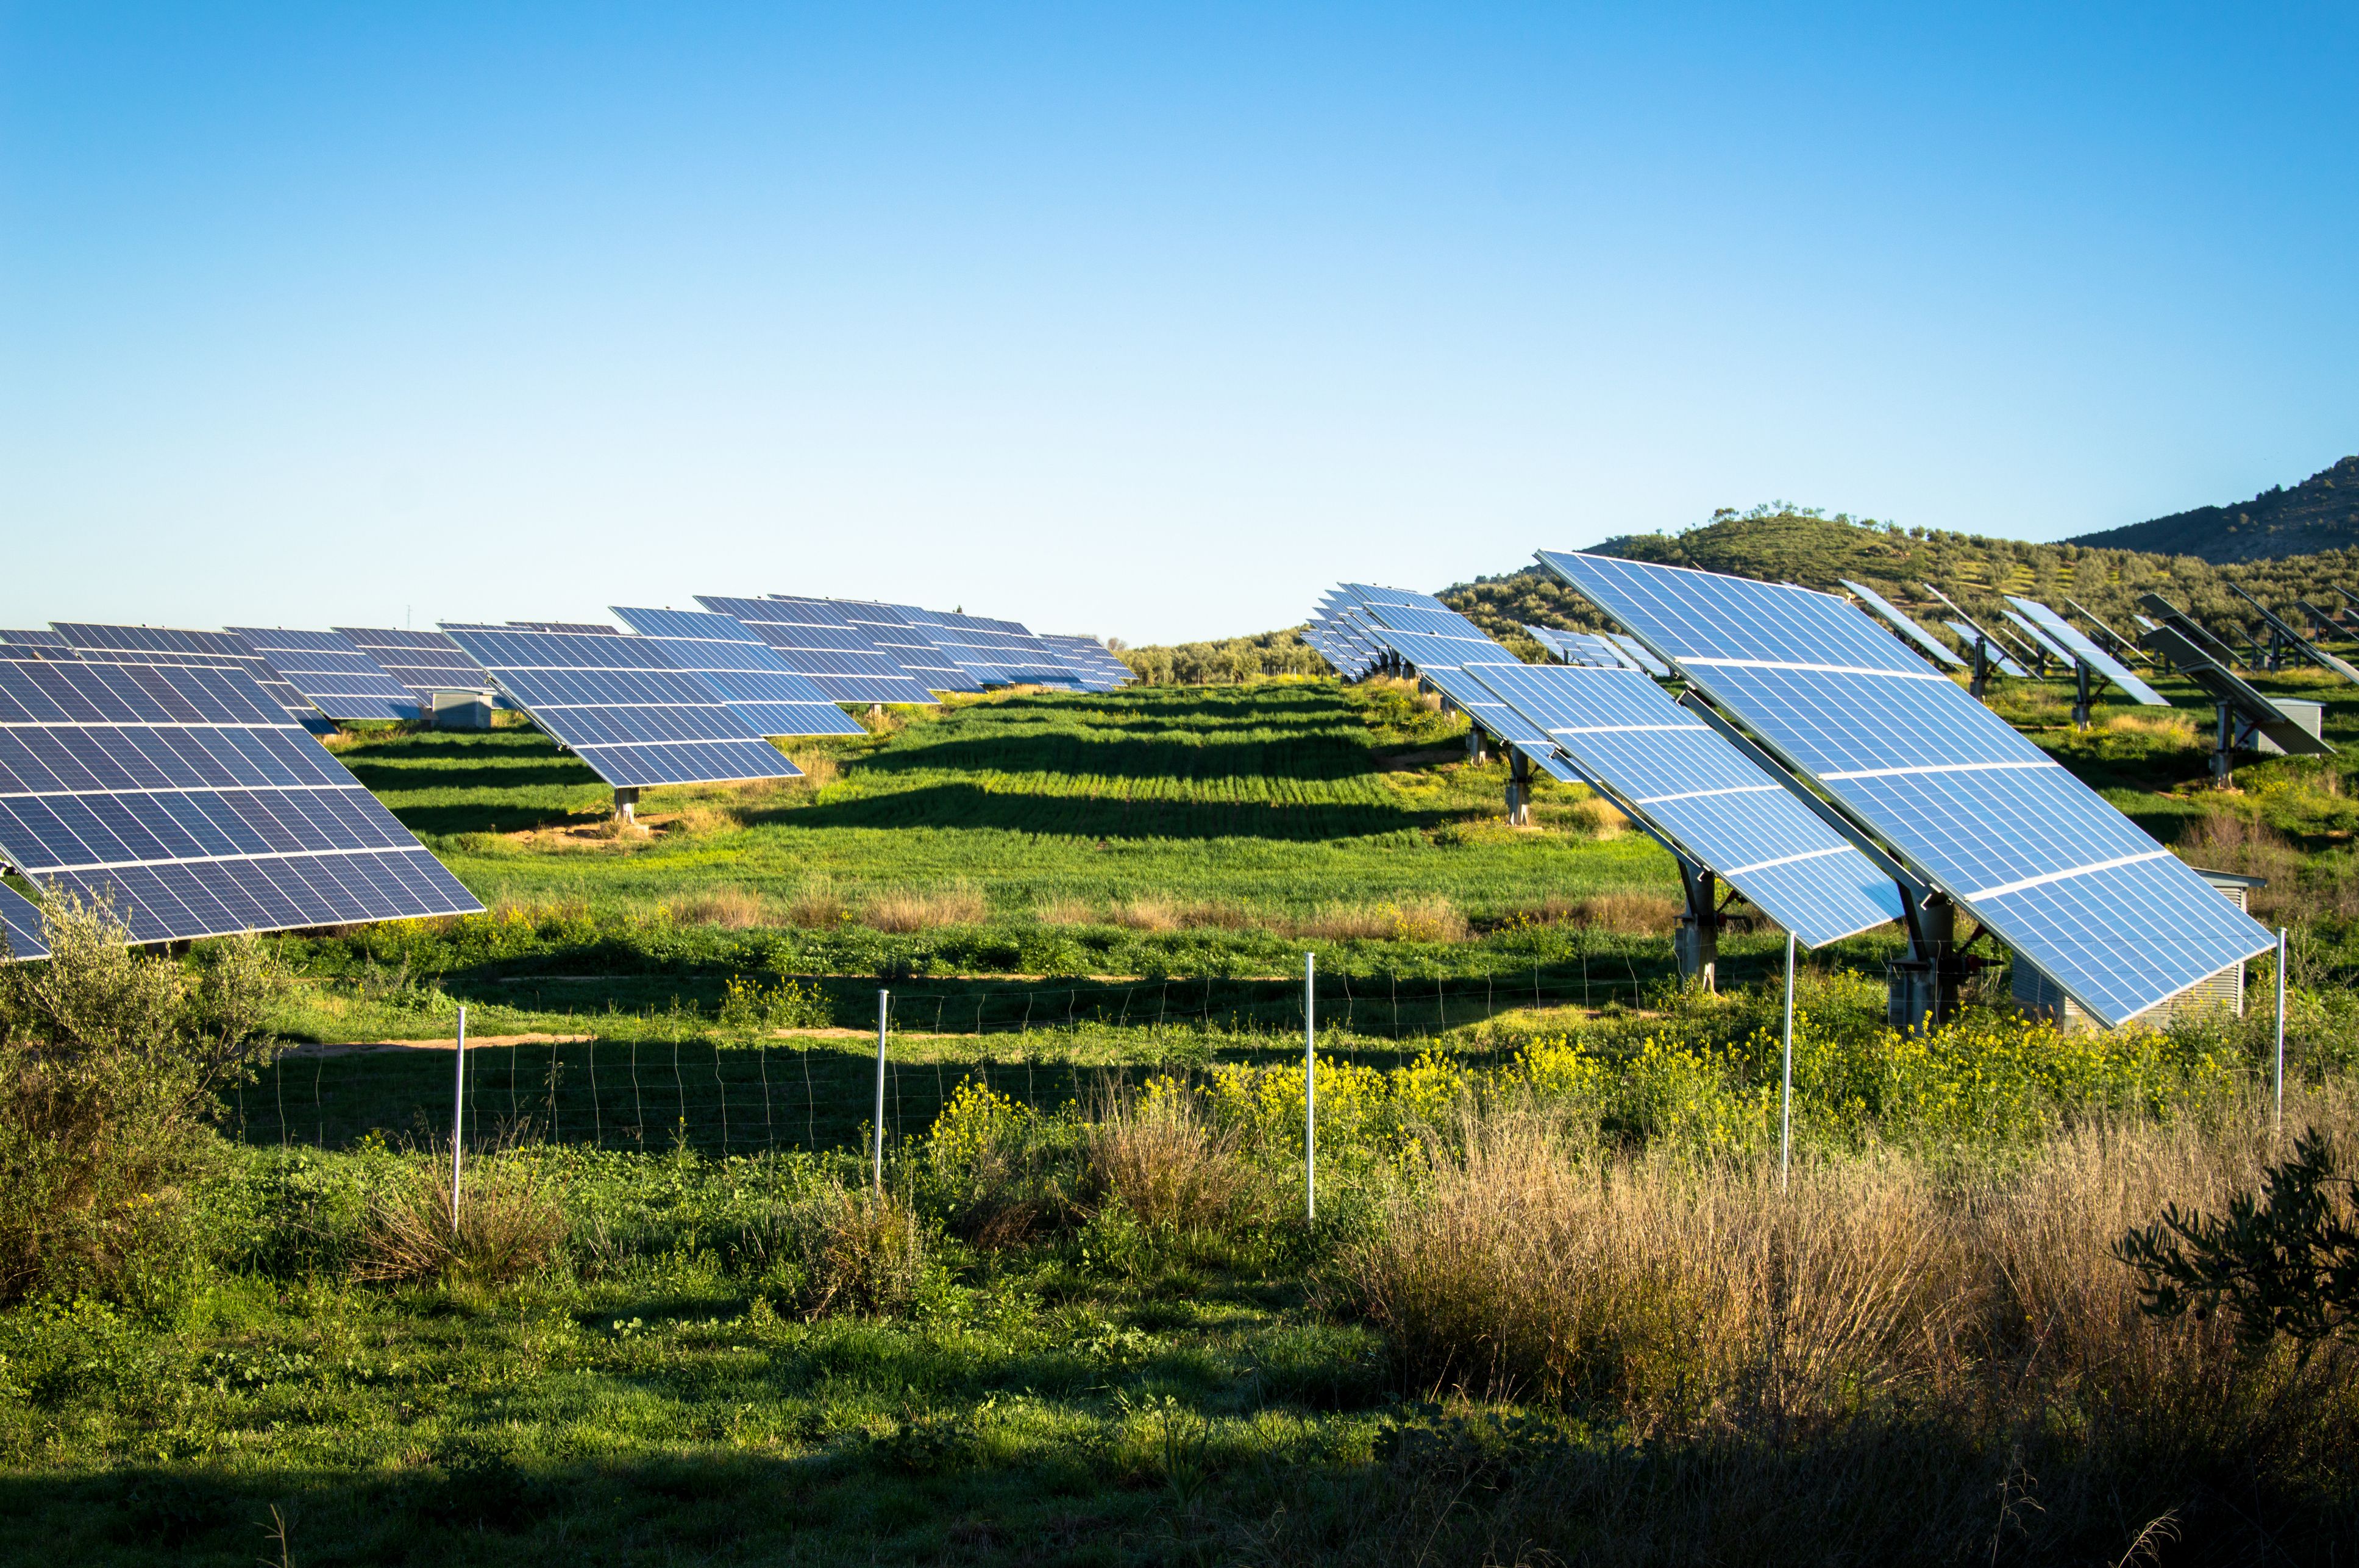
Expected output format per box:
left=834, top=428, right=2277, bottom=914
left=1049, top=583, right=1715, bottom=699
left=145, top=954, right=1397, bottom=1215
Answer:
left=2143, top=628, right=2333, bottom=757
left=438, top=623, right=805, bottom=789
left=1939, top=620, right=2030, bottom=678
left=1340, top=582, right=1451, bottom=612
left=0, top=629, right=73, bottom=648
left=229, top=626, right=424, bottom=722
left=608, top=607, right=864, bottom=739
left=1838, top=580, right=1966, bottom=669
left=1999, top=608, right=2078, bottom=672
left=1537, top=549, right=2275, bottom=1024
left=1035, top=635, right=1130, bottom=691
left=2003, top=598, right=2169, bottom=706
left=507, top=620, right=620, bottom=634
left=2064, top=598, right=2150, bottom=664
left=2227, top=583, right=2359, bottom=685
left=0, top=882, right=46, bottom=959
left=694, top=596, right=944, bottom=704
left=838, top=602, right=982, bottom=692
left=1522, top=626, right=1630, bottom=669
left=333, top=627, right=497, bottom=704
left=52, top=623, right=333, bottom=733
left=1466, top=661, right=1904, bottom=948
left=0, top=658, right=482, bottom=945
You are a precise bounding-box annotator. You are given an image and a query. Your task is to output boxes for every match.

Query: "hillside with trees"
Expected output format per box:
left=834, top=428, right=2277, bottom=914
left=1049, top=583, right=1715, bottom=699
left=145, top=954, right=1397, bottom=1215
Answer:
left=2066, top=455, right=2359, bottom=562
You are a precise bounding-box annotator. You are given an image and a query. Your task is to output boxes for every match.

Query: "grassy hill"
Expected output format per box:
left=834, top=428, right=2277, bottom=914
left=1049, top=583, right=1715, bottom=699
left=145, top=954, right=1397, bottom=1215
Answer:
left=1443, top=502, right=2359, bottom=655
left=2066, top=455, right=2359, bottom=562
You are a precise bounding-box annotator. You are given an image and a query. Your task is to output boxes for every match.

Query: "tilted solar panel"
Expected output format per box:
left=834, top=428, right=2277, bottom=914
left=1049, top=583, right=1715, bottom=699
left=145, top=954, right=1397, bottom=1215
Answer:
left=1352, top=625, right=1579, bottom=781
left=831, top=601, right=979, bottom=693
left=507, top=621, right=618, bottom=635
left=1939, top=620, right=2029, bottom=678
left=1036, top=635, right=1130, bottom=691
left=1468, top=662, right=1902, bottom=948
left=53, top=623, right=332, bottom=733
left=1999, top=608, right=2077, bottom=672
left=609, top=607, right=862, bottom=738
left=1839, top=580, right=1965, bottom=669
left=1340, top=582, right=1450, bottom=612
left=229, top=627, right=422, bottom=722
left=1539, top=551, right=2274, bottom=1025
left=695, top=597, right=941, bottom=704
left=1, top=630, right=73, bottom=649
left=333, top=628, right=496, bottom=701
left=0, top=659, right=482, bottom=944
left=2004, top=598, right=2168, bottom=706
left=904, top=608, right=1083, bottom=687
left=1, top=882, right=49, bottom=959
left=1523, top=625, right=1628, bottom=669
left=1606, top=634, right=1672, bottom=677
left=440, top=625, right=805, bottom=789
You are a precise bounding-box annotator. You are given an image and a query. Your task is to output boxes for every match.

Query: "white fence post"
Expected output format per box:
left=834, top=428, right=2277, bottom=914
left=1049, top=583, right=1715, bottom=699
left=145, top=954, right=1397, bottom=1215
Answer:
left=1304, top=952, right=1316, bottom=1222
left=874, top=989, right=890, bottom=1191
left=1780, top=936, right=1795, bottom=1192
left=449, top=1005, right=468, bottom=1233
left=2275, top=927, right=2288, bottom=1135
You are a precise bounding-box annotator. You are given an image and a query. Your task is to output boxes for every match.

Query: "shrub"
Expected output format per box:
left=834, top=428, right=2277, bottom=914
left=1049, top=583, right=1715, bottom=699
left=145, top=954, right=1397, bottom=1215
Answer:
left=1292, top=897, right=1469, bottom=943
left=786, top=878, right=848, bottom=928
left=717, top=974, right=831, bottom=1034
left=671, top=886, right=770, bottom=929
left=1085, top=1080, right=1254, bottom=1232
left=860, top=882, right=987, bottom=932
left=920, top=1079, right=1076, bottom=1247
left=0, top=898, right=287, bottom=1305
left=353, top=1146, right=564, bottom=1286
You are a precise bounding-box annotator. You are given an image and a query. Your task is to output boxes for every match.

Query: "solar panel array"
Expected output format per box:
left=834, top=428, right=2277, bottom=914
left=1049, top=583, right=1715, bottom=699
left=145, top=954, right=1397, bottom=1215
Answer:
left=230, top=626, right=424, bottom=722
left=2004, top=597, right=2167, bottom=705
left=334, top=627, right=496, bottom=702
left=0, top=882, right=48, bottom=958
left=0, top=658, right=482, bottom=944
left=1539, top=550, right=2274, bottom=1025
left=1839, top=580, right=1965, bottom=669
left=53, top=624, right=333, bottom=733
left=1522, top=625, right=1629, bottom=669
left=608, top=608, right=864, bottom=739
left=694, top=597, right=951, bottom=705
left=1036, top=635, right=1132, bottom=691
left=439, top=624, right=806, bottom=789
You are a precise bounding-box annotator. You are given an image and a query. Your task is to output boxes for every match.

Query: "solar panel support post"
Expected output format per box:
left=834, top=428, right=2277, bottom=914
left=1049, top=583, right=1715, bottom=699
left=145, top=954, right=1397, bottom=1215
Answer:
left=449, top=1006, right=468, bottom=1234
left=1674, top=862, right=1720, bottom=993
left=2211, top=702, right=2236, bottom=788
left=614, top=787, right=639, bottom=823
left=1887, top=893, right=1962, bottom=1035
left=1968, top=636, right=1990, bottom=700
left=2071, top=660, right=2093, bottom=732
left=1506, top=749, right=1532, bottom=827
left=873, top=990, right=889, bottom=1193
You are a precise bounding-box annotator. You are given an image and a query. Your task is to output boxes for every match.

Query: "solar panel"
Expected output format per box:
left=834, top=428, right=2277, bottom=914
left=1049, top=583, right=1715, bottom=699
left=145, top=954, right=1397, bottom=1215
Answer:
left=901, top=607, right=1084, bottom=687
left=1036, top=635, right=1131, bottom=691
left=1341, top=582, right=1451, bottom=612
left=1998, top=608, right=2077, bottom=673
left=2227, top=584, right=2359, bottom=685
left=1347, top=623, right=1581, bottom=782
left=1940, top=620, right=2030, bottom=678
left=1540, top=550, right=2274, bottom=1025
left=1, top=882, right=49, bottom=959
left=438, top=625, right=805, bottom=789
left=608, top=607, right=863, bottom=737
left=826, top=601, right=981, bottom=693
left=1839, top=580, right=1965, bottom=668
left=2064, top=598, right=2149, bottom=664
left=1606, top=634, right=1672, bottom=677
left=507, top=620, right=619, bottom=635
left=1522, top=625, right=1629, bottom=668
left=694, top=597, right=943, bottom=704
left=334, top=627, right=497, bottom=702
left=1303, top=620, right=1378, bottom=678
left=0, top=659, right=482, bottom=944
left=2135, top=594, right=2244, bottom=670
left=1, top=630, right=73, bottom=649
left=1468, top=662, right=1902, bottom=947
left=53, top=624, right=333, bottom=733
left=2004, top=598, right=2168, bottom=706
left=229, top=627, right=424, bottom=722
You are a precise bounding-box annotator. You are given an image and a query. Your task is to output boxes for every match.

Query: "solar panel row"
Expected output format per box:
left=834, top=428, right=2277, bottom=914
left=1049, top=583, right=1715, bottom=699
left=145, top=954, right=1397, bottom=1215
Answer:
left=52, top=623, right=335, bottom=733
left=335, top=627, right=497, bottom=703
left=230, top=626, right=424, bottom=722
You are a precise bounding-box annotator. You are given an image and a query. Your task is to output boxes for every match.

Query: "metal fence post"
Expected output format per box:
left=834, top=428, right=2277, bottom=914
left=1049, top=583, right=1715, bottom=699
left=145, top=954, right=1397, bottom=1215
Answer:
left=874, top=989, right=889, bottom=1191
left=1304, top=953, right=1316, bottom=1222
left=449, top=1005, right=468, bottom=1233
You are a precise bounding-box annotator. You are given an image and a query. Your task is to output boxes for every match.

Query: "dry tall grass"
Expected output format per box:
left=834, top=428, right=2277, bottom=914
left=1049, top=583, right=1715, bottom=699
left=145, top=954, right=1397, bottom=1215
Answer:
left=1349, top=1091, right=2359, bottom=1442
left=1034, top=895, right=1252, bottom=932
left=785, top=878, right=848, bottom=928
left=1086, top=1087, right=1254, bottom=1231
left=860, top=881, right=988, bottom=931
left=2176, top=810, right=2304, bottom=923
left=2103, top=707, right=2199, bottom=742
left=785, top=751, right=841, bottom=789
left=1568, top=796, right=1630, bottom=839
left=354, top=1149, right=564, bottom=1286
left=669, top=885, right=770, bottom=929
left=1291, top=896, right=1470, bottom=943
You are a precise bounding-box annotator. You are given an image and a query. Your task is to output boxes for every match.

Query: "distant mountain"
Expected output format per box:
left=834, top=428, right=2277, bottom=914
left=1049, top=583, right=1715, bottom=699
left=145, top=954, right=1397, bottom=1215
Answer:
left=2065, top=456, right=2359, bottom=562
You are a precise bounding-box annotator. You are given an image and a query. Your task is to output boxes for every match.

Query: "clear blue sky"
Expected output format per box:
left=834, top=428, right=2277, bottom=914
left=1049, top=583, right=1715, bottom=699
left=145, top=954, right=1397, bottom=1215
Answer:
left=4, top=4, right=2352, bottom=644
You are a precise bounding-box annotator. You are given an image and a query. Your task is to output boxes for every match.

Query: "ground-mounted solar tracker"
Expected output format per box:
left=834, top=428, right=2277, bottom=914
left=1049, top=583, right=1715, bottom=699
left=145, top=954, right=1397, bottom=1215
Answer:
left=1, top=630, right=73, bottom=650
left=1998, top=608, right=2076, bottom=675
left=1605, top=634, right=1671, bottom=677
left=819, top=600, right=980, bottom=693
left=1539, top=550, right=2275, bottom=1028
left=1522, top=625, right=1629, bottom=669
left=2144, top=626, right=2333, bottom=780
left=52, top=623, right=333, bottom=733
left=2064, top=598, right=2149, bottom=664
left=1839, top=580, right=1964, bottom=669
left=2228, top=584, right=2359, bottom=686
left=441, top=624, right=803, bottom=792
left=0, top=658, right=482, bottom=945
left=2004, top=598, right=2167, bottom=706
left=902, top=608, right=1083, bottom=687
left=1303, top=619, right=1379, bottom=678
left=229, top=626, right=422, bottom=722
left=1348, top=623, right=1581, bottom=783
left=1036, top=635, right=1131, bottom=691
left=1, top=882, right=49, bottom=959
left=334, top=627, right=497, bottom=702
left=696, top=597, right=942, bottom=704
left=1468, top=661, right=1902, bottom=949
left=1938, top=619, right=2029, bottom=678
left=609, top=608, right=863, bottom=737
left=2135, top=594, right=2246, bottom=670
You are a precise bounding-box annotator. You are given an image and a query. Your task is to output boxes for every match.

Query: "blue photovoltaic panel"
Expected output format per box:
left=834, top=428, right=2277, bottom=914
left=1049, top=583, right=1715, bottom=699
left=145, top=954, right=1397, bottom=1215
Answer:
left=1303, top=620, right=1377, bottom=678
left=508, top=620, right=617, bottom=634
left=0, top=659, right=482, bottom=944
left=903, top=608, right=1083, bottom=687
left=1036, top=635, right=1130, bottom=691
left=695, top=596, right=942, bottom=704
left=830, top=601, right=980, bottom=693
left=2000, top=608, right=2076, bottom=672
left=1941, top=620, right=2030, bottom=678
left=334, top=627, right=496, bottom=702
left=54, top=623, right=332, bottom=732
left=2005, top=598, right=2168, bottom=706
left=229, top=627, right=423, bottom=722
left=1469, top=662, right=1902, bottom=948
left=440, top=625, right=804, bottom=789
left=1539, top=550, right=2274, bottom=1024
left=1342, top=614, right=1582, bottom=784
left=1, top=882, right=48, bottom=959
left=1, top=630, right=73, bottom=649
left=610, top=607, right=862, bottom=737
left=1340, top=582, right=1450, bottom=612
left=1839, top=580, right=1965, bottom=669
left=1606, top=634, right=1671, bottom=676
left=1523, top=626, right=1628, bottom=669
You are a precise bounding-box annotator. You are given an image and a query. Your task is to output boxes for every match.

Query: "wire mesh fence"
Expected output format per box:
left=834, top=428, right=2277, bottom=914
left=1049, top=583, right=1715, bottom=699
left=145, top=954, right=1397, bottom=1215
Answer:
left=233, top=957, right=1678, bottom=1155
